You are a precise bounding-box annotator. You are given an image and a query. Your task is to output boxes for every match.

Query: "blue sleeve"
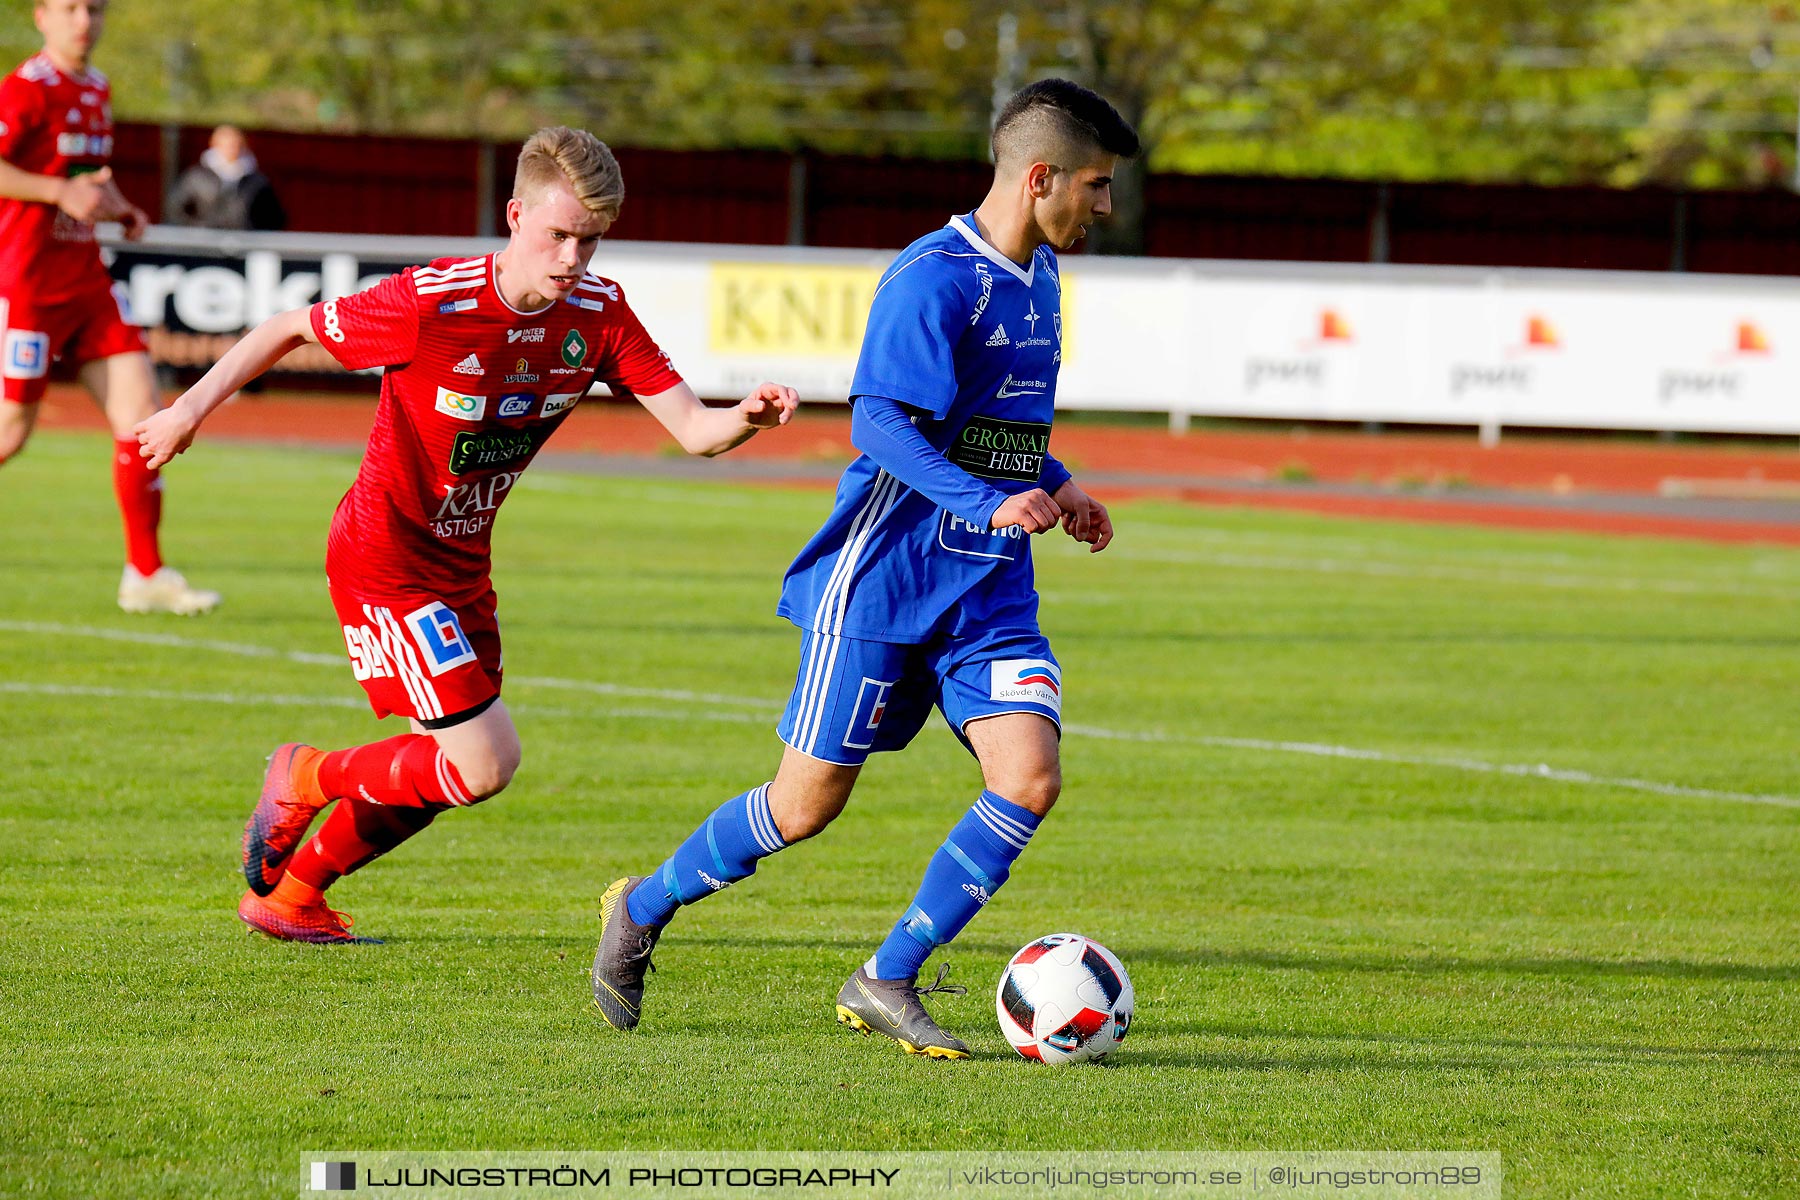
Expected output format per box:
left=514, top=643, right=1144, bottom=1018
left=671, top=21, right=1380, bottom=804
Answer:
left=852, top=395, right=1008, bottom=529
left=850, top=256, right=965, bottom=419
left=1038, top=452, right=1071, bottom=496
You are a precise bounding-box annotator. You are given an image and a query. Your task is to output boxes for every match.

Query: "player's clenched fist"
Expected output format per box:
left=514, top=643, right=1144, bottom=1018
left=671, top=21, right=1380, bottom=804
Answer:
left=54, top=166, right=123, bottom=223
left=737, top=381, right=799, bottom=429
left=134, top=401, right=200, bottom=469
left=989, top=487, right=1062, bottom=534
left=1052, top=478, right=1113, bottom=552
left=107, top=193, right=150, bottom=241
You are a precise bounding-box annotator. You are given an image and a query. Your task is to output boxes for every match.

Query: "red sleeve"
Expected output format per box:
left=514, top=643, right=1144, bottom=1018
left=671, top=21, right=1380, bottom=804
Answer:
left=0, top=75, right=46, bottom=163
left=596, top=298, right=683, bottom=397
left=310, top=270, right=420, bottom=371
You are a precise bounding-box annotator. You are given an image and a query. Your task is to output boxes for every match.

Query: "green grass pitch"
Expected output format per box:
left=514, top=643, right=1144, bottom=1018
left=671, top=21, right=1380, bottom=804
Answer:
left=2, top=428, right=1796, bottom=1198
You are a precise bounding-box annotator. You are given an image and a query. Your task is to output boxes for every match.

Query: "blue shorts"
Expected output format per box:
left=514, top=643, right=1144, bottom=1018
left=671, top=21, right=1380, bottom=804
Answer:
left=777, top=624, right=1062, bottom=766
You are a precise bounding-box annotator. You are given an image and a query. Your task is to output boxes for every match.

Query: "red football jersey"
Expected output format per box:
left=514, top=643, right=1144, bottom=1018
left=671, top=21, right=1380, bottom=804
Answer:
left=312, top=253, right=683, bottom=602
left=0, top=54, right=117, bottom=304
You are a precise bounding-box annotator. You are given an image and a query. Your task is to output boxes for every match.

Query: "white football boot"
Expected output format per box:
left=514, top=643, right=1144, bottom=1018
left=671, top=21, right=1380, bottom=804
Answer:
left=118, top=565, right=222, bottom=616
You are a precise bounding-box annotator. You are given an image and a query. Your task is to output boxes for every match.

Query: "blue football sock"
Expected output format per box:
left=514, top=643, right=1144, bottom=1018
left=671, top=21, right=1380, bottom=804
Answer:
left=627, top=783, right=786, bottom=927
left=870, top=790, right=1041, bottom=982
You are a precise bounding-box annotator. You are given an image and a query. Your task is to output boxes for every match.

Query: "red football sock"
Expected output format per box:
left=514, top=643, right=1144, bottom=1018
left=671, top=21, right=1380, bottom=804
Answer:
left=317, top=733, right=476, bottom=808
left=286, top=796, right=446, bottom=891
left=112, top=439, right=163, bottom=576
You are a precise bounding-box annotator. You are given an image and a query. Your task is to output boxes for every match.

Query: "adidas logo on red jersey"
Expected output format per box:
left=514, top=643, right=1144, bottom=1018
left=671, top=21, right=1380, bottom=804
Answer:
left=453, top=354, right=483, bottom=375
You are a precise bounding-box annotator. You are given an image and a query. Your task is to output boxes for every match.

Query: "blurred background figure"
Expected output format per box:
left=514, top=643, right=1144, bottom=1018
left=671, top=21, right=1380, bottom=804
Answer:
left=168, top=124, right=283, bottom=231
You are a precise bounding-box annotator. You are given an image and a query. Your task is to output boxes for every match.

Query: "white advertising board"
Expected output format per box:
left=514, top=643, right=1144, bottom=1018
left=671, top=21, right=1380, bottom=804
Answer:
left=108, top=227, right=1800, bottom=435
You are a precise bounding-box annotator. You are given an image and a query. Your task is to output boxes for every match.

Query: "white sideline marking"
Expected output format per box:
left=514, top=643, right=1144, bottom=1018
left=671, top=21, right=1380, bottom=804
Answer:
left=0, top=681, right=367, bottom=710
left=1064, top=724, right=1800, bottom=810
left=0, top=681, right=770, bottom=727
left=500, top=673, right=782, bottom=711
left=1115, top=549, right=1800, bottom=599
left=0, top=618, right=341, bottom=665
left=4, top=655, right=1795, bottom=811
left=0, top=621, right=782, bottom=710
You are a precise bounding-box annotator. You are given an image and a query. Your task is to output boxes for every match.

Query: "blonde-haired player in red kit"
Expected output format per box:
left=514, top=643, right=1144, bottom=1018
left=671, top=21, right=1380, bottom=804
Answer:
left=0, top=0, right=218, bottom=614
left=137, top=127, right=799, bottom=943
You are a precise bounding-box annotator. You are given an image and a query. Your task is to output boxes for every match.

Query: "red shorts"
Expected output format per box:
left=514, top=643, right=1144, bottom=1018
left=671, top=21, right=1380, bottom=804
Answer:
left=1, top=283, right=148, bottom=404
left=329, top=582, right=503, bottom=726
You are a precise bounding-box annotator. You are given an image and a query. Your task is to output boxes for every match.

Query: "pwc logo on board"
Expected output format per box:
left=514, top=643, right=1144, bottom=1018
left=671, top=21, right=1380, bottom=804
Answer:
left=1525, top=315, right=1560, bottom=348
left=1710, top=320, right=1772, bottom=364
left=1664, top=320, right=1769, bottom=404
left=1245, top=307, right=1352, bottom=392
left=1317, top=308, right=1353, bottom=343
left=1451, top=313, right=1557, bottom=395
left=1498, top=314, right=1560, bottom=359
left=1296, top=307, right=1352, bottom=348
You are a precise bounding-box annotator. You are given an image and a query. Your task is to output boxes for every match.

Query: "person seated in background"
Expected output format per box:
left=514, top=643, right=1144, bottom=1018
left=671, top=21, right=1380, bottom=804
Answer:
left=168, top=124, right=284, bottom=231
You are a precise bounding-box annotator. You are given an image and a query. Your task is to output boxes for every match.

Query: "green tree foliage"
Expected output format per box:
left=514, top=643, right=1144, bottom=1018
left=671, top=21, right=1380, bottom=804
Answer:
left=1, top=0, right=1792, bottom=193
left=1599, top=0, right=1799, bottom=187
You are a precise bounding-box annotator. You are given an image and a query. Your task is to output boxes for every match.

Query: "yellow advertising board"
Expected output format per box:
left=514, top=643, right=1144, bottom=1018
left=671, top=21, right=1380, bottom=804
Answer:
left=707, top=260, right=1075, bottom=364
left=709, top=263, right=881, bottom=358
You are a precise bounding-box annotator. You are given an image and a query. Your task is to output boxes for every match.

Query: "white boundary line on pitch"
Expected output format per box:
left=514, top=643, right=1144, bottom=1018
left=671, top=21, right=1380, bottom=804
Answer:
left=0, top=620, right=782, bottom=710
left=5, top=621, right=1796, bottom=812
left=0, top=681, right=770, bottom=727
left=1112, top=548, right=1800, bottom=599
left=1064, top=723, right=1800, bottom=810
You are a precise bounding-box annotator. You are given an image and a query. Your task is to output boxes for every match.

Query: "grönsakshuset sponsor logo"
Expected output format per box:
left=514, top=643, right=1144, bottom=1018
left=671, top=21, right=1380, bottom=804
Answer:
left=948, top=414, right=1051, bottom=482
left=447, top=428, right=537, bottom=475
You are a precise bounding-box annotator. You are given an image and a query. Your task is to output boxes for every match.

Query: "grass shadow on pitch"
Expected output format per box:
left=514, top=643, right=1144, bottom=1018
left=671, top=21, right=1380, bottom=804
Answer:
left=971, top=941, right=1800, bottom=984
left=1051, top=629, right=1800, bottom=650
left=613, top=933, right=1800, bottom=985
left=1119, top=1022, right=1800, bottom=1073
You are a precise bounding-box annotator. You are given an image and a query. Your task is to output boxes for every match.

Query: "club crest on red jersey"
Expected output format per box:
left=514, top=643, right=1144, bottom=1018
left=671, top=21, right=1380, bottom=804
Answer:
left=560, top=329, right=587, bottom=368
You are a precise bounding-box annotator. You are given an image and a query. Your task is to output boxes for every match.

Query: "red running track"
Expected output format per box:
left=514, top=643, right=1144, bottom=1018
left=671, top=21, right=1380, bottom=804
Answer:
left=33, top=386, right=1800, bottom=547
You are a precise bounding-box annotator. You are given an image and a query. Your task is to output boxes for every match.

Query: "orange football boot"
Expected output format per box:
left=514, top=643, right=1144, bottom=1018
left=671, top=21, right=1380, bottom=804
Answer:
left=242, top=743, right=329, bottom=897
left=238, top=883, right=381, bottom=945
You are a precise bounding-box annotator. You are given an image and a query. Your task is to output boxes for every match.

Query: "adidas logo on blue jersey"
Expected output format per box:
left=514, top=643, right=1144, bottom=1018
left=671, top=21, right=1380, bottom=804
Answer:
left=985, top=324, right=1010, bottom=347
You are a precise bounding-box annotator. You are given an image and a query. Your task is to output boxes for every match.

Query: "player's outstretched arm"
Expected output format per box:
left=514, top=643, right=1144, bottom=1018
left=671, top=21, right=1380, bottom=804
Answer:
left=0, top=158, right=130, bottom=223
left=135, top=308, right=319, bottom=467
left=636, top=380, right=798, bottom=457
left=1049, top=478, right=1113, bottom=552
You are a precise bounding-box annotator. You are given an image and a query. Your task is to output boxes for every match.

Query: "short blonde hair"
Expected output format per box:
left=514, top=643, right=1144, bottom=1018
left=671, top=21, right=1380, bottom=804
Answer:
left=513, top=126, right=624, bottom=221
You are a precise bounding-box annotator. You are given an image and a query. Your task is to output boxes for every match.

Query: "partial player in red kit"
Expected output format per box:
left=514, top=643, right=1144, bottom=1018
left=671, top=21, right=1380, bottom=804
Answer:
left=136, top=127, right=799, bottom=943
left=0, top=0, right=218, bottom=614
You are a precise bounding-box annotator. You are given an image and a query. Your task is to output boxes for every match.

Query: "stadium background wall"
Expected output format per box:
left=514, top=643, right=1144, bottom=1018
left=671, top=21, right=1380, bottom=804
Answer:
left=110, top=122, right=1800, bottom=275
left=106, top=227, right=1800, bottom=438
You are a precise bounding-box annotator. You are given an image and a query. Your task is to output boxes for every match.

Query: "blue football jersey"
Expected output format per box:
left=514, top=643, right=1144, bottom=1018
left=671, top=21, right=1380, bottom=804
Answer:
left=778, top=213, right=1064, bottom=644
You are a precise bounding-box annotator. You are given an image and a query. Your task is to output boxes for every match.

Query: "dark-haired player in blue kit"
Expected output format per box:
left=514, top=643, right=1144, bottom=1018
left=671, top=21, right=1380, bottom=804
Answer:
left=593, top=79, right=1140, bottom=1057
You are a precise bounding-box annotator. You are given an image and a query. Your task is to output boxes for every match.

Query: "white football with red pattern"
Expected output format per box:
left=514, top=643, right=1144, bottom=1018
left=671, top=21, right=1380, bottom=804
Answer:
left=995, top=933, right=1134, bottom=1064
